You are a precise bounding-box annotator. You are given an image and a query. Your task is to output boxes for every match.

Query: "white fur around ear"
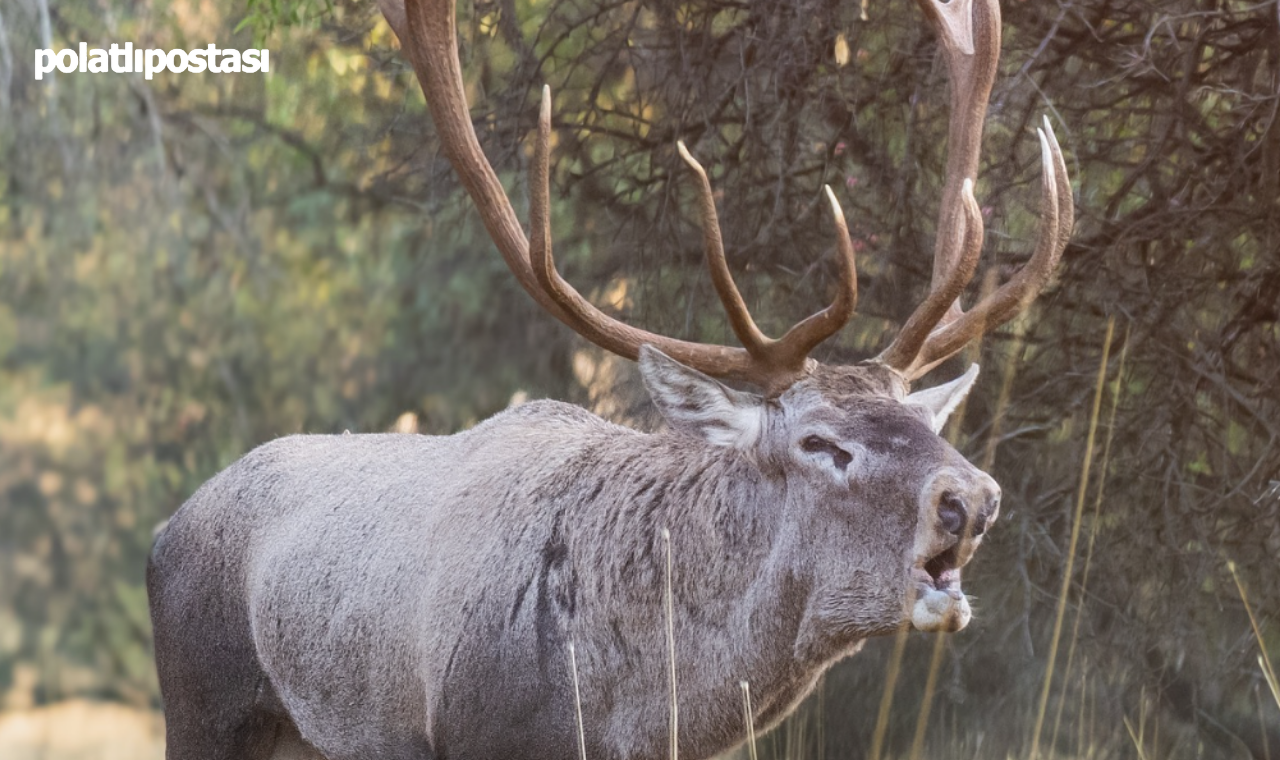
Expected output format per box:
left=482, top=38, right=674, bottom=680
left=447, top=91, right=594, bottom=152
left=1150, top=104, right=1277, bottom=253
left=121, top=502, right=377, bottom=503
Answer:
left=639, top=346, right=766, bottom=448
left=906, top=363, right=980, bottom=433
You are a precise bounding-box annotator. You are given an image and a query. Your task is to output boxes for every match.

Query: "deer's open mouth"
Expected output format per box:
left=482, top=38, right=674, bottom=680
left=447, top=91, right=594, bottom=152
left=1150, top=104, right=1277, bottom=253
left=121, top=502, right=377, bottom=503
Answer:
left=909, top=546, right=970, bottom=632
left=922, top=546, right=961, bottom=590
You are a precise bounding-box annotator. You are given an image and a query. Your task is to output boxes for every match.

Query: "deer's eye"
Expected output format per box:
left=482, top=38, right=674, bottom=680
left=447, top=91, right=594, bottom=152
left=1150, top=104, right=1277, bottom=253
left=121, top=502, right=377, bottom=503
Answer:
left=800, top=435, right=853, bottom=471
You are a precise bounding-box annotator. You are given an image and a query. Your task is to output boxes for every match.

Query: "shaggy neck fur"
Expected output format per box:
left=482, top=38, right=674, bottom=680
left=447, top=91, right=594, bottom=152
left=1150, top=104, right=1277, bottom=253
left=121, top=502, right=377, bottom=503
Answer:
left=555, top=425, right=836, bottom=758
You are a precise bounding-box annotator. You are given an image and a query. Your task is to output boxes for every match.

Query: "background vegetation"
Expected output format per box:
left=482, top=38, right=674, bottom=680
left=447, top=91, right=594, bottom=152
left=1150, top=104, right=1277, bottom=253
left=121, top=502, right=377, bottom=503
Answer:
left=1, top=0, right=1277, bottom=757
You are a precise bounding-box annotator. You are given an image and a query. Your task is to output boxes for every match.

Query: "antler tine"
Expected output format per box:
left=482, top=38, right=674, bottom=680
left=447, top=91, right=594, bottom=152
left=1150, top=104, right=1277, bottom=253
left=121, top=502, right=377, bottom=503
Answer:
left=923, top=0, right=977, bottom=55
left=676, top=145, right=859, bottom=386
left=523, top=86, right=760, bottom=377
left=918, top=0, right=1000, bottom=294
left=396, top=3, right=764, bottom=382
left=530, top=87, right=555, bottom=296
left=398, top=0, right=561, bottom=319
left=1043, top=116, right=1074, bottom=256
left=529, top=85, right=590, bottom=326
left=876, top=0, right=1073, bottom=380
left=910, top=123, right=1069, bottom=376
left=878, top=0, right=1077, bottom=380
left=768, top=186, right=859, bottom=363
left=675, top=142, right=772, bottom=357
left=877, top=178, right=984, bottom=372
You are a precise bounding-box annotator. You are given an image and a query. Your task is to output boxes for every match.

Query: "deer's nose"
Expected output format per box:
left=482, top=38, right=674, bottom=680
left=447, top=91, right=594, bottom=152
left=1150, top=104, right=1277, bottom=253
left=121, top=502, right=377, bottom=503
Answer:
left=938, top=492, right=966, bottom=536
left=937, top=480, right=1000, bottom=538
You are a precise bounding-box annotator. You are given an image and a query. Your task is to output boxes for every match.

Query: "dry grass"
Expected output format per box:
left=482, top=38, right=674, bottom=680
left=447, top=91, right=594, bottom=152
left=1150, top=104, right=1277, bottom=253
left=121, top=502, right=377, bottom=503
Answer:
left=741, top=681, right=760, bottom=760
left=0, top=700, right=163, bottom=760
left=1229, top=561, right=1279, bottom=712
left=1029, top=318, right=1116, bottom=760
left=570, top=640, right=589, bottom=760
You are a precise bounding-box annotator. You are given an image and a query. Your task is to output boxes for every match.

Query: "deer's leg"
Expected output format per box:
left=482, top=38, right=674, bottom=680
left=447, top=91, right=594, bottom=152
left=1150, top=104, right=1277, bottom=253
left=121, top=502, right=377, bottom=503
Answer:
left=152, top=649, right=278, bottom=760
left=152, top=628, right=280, bottom=759
left=149, top=540, right=283, bottom=759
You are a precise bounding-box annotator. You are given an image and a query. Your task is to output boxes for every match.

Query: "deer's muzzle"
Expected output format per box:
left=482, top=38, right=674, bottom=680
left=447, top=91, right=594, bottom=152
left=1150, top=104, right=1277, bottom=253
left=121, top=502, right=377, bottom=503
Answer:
left=908, top=468, right=999, bottom=632
left=910, top=560, right=970, bottom=632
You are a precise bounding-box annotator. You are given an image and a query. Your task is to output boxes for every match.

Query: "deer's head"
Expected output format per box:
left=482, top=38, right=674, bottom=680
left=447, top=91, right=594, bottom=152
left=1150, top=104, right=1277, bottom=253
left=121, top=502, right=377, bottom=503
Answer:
left=387, top=0, right=1072, bottom=636
left=640, top=345, right=998, bottom=640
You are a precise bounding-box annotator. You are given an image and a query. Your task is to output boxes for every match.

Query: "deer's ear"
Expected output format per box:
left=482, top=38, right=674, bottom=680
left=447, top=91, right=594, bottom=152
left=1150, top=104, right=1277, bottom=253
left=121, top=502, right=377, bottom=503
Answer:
left=906, top=363, right=980, bottom=433
left=640, top=346, right=765, bottom=448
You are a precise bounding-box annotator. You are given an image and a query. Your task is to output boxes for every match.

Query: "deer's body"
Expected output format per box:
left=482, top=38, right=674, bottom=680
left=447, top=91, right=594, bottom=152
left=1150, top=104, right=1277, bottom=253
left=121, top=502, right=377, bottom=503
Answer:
left=150, top=369, right=962, bottom=760
left=148, top=0, right=1075, bottom=757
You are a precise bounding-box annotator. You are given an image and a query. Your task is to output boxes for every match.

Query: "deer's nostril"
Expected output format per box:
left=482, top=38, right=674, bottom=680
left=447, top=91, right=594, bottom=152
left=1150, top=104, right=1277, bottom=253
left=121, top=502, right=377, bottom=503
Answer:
left=972, top=493, right=999, bottom=537
left=938, top=492, right=966, bottom=536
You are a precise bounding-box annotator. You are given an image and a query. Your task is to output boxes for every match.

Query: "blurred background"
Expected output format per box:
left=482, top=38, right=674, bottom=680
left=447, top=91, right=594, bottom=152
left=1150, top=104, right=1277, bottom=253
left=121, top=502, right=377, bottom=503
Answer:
left=1, top=0, right=1278, bottom=757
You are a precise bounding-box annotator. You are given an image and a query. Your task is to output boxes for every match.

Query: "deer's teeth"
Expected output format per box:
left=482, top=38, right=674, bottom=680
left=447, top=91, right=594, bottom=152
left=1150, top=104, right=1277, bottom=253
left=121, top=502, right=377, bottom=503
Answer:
left=921, top=546, right=960, bottom=589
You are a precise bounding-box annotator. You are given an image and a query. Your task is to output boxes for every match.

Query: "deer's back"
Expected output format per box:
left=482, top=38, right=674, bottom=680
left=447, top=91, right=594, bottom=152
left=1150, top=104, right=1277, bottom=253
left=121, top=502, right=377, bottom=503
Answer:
left=150, top=400, right=629, bottom=758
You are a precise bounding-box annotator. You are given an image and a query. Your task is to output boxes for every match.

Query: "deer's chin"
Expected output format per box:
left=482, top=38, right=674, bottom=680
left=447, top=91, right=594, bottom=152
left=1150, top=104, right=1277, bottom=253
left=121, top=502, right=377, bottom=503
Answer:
left=909, top=566, right=971, bottom=633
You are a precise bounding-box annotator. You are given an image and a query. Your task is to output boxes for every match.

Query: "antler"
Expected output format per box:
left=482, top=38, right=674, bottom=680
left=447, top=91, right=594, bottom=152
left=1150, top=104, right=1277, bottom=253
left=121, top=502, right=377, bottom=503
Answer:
left=670, top=142, right=858, bottom=391
left=876, top=0, right=1074, bottom=380
left=395, top=0, right=857, bottom=394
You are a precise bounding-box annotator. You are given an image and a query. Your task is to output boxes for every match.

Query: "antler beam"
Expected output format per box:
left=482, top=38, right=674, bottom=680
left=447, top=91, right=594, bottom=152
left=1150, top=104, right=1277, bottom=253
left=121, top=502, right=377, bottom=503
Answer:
left=876, top=0, right=1074, bottom=380
left=394, top=0, right=1070, bottom=389
left=675, top=143, right=858, bottom=389
left=398, top=0, right=858, bottom=394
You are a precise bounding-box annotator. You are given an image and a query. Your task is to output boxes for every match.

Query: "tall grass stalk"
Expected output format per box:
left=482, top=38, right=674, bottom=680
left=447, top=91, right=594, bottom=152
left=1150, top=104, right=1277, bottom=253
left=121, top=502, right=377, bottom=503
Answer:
left=662, top=527, right=679, bottom=760
left=1264, top=655, right=1280, bottom=712
left=1029, top=316, right=1116, bottom=760
left=1228, top=560, right=1280, bottom=709
left=1256, top=684, right=1272, bottom=760
left=979, top=283, right=1027, bottom=475
left=784, top=701, right=814, bottom=759
left=816, top=676, right=826, bottom=760
left=740, top=681, right=759, bottom=760
left=569, top=641, right=589, bottom=760
left=868, top=627, right=908, bottom=760
left=1076, top=664, right=1090, bottom=759
left=1049, top=323, right=1130, bottom=756
left=906, top=632, right=946, bottom=760
left=904, top=290, right=1010, bottom=760
left=1121, top=687, right=1152, bottom=760
left=1122, top=716, right=1149, bottom=760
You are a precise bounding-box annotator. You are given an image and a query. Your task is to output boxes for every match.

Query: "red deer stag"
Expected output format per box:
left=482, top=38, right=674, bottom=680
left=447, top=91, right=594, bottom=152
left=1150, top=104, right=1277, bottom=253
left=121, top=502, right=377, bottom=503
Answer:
left=147, top=0, right=1072, bottom=758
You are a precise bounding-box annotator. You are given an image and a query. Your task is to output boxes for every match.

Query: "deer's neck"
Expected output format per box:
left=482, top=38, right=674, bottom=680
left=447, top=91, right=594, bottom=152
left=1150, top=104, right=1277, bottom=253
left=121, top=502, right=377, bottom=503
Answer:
left=561, top=431, right=832, bottom=755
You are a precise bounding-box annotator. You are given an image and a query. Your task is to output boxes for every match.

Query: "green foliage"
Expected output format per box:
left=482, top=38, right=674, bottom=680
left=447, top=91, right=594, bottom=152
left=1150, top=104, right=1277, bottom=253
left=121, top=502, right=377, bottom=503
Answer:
left=237, top=0, right=335, bottom=43
left=1, top=0, right=568, bottom=707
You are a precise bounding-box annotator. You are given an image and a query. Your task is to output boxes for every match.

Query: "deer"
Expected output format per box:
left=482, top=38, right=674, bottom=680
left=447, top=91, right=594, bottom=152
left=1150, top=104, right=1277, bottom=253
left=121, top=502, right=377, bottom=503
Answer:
left=146, top=0, right=1072, bottom=758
